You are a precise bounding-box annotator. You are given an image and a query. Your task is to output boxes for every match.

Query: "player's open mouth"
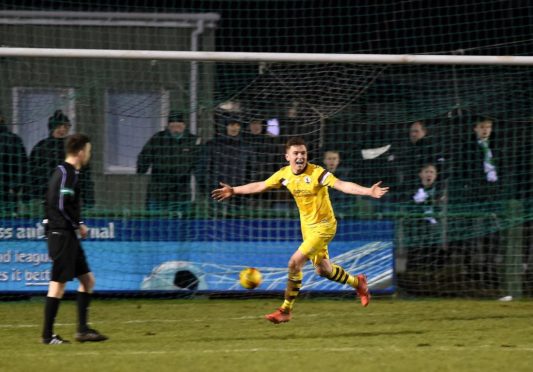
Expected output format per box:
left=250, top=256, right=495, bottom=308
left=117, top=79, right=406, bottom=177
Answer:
left=295, top=159, right=304, bottom=165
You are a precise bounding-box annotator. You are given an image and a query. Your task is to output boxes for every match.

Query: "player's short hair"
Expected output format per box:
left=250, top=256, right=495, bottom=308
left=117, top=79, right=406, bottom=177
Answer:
left=285, top=137, right=307, bottom=152
left=65, top=133, right=91, bottom=155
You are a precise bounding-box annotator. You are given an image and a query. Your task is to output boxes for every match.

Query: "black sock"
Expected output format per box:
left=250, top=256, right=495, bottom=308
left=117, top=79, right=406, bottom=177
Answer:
left=77, top=291, right=91, bottom=333
left=42, top=297, right=60, bottom=339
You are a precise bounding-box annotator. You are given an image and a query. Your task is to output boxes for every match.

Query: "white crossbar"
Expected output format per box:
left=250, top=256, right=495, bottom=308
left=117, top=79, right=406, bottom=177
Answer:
left=1, top=47, right=533, bottom=65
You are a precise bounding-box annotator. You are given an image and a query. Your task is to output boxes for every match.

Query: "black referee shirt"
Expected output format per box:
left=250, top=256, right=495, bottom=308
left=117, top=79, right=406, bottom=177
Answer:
left=45, top=162, right=82, bottom=230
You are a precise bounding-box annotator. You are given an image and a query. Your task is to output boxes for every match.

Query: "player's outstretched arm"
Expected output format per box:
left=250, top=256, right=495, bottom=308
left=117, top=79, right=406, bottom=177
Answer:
left=333, top=180, right=389, bottom=199
left=211, top=181, right=268, bottom=201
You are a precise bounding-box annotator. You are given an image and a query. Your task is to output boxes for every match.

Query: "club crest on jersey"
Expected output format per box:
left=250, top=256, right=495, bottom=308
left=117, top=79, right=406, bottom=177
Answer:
left=304, top=176, right=311, bottom=184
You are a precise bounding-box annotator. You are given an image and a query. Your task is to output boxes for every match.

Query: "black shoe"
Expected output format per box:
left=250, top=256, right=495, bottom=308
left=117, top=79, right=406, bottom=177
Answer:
left=42, top=334, right=70, bottom=345
left=75, top=328, right=108, bottom=342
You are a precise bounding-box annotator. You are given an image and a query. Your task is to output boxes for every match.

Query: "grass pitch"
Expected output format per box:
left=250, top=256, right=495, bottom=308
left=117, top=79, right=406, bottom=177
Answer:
left=1, top=297, right=533, bottom=372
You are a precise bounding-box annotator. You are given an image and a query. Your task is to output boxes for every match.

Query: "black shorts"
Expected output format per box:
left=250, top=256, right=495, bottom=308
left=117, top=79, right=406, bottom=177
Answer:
left=47, top=229, right=90, bottom=282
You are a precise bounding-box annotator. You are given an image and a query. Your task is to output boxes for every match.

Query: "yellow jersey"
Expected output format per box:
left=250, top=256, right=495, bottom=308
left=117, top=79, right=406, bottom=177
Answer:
left=264, top=163, right=338, bottom=226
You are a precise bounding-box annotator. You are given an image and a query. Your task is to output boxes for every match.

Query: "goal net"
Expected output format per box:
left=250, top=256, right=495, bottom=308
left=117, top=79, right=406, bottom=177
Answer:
left=0, top=4, right=531, bottom=299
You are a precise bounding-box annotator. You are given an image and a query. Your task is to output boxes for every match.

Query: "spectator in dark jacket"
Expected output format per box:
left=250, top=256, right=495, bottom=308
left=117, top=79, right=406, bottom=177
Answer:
left=455, top=116, right=504, bottom=289
left=28, top=110, right=94, bottom=210
left=204, top=118, right=249, bottom=216
left=0, top=113, right=27, bottom=216
left=205, top=118, right=249, bottom=189
left=137, top=111, right=200, bottom=215
left=458, top=117, right=502, bottom=203
left=242, top=119, right=277, bottom=208
left=243, top=119, right=278, bottom=181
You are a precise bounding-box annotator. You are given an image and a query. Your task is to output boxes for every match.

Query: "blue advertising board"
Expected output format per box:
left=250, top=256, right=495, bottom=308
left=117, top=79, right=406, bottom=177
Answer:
left=0, top=219, right=395, bottom=293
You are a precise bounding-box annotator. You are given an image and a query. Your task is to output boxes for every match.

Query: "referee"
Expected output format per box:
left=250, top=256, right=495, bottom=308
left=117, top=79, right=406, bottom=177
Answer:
left=42, top=133, right=107, bottom=344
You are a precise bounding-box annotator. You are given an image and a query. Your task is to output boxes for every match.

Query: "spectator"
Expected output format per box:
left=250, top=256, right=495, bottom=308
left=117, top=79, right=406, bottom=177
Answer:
left=242, top=119, right=276, bottom=208
left=137, top=111, right=200, bottom=216
left=0, top=113, right=27, bottom=216
left=203, top=117, right=249, bottom=215
left=405, top=163, right=446, bottom=272
left=282, top=100, right=320, bottom=160
left=242, top=119, right=272, bottom=180
left=322, top=150, right=352, bottom=217
left=459, top=116, right=502, bottom=202
left=396, top=120, right=446, bottom=198
left=28, top=110, right=94, bottom=210
left=457, top=116, right=503, bottom=289
left=205, top=117, right=248, bottom=188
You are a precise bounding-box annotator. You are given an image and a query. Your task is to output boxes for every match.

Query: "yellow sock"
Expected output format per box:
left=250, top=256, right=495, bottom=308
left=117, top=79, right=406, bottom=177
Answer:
left=280, top=271, right=303, bottom=312
left=327, top=264, right=358, bottom=288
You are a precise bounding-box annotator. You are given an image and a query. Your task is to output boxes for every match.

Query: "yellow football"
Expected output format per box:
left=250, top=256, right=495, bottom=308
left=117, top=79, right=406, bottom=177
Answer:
left=239, top=267, right=263, bottom=289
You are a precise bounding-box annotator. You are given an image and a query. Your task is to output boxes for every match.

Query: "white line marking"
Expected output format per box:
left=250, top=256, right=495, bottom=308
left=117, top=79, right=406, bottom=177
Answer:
left=7, top=346, right=533, bottom=358
left=0, top=313, right=321, bottom=328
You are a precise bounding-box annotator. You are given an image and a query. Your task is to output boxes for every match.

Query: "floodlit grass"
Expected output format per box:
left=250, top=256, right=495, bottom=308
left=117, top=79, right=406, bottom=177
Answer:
left=1, top=298, right=533, bottom=371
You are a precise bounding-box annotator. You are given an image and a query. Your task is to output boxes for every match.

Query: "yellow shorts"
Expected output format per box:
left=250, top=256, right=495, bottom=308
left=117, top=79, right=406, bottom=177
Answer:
left=298, top=221, right=337, bottom=266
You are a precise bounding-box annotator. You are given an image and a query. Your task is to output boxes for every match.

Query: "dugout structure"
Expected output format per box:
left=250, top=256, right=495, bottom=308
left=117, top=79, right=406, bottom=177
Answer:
left=0, top=11, right=217, bottom=212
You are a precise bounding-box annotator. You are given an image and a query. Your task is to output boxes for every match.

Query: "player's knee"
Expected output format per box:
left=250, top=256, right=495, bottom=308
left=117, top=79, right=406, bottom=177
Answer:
left=81, top=274, right=95, bottom=291
left=48, top=282, right=66, bottom=298
left=55, top=287, right=66, bottom=298
left=315, top=266, right=329, bottom=277
left=288, top=259, right=297, bottom=271
left=288, top=258, right=302, bottom=272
